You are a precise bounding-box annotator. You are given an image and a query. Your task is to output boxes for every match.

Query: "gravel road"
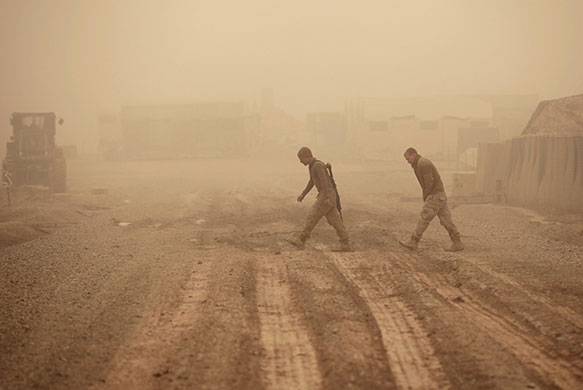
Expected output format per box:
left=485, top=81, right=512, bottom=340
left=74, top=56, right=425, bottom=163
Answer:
left=1, top=157, right=582, bottom=390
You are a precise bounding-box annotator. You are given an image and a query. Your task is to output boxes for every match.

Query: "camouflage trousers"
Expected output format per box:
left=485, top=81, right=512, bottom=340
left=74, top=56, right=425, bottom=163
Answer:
left=299, top=191, right=349, bottom=244
left=413, top=192, right=460, bottom=241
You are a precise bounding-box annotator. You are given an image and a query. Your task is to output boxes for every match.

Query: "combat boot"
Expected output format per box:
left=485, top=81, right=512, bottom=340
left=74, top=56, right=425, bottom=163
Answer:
left=332, top=241, right=353, bottom=252
left=445, top=239, right=464, bottom=252
left=399, top=236, right=419, bottom=250
left=285, top=236, right=305, bottom=250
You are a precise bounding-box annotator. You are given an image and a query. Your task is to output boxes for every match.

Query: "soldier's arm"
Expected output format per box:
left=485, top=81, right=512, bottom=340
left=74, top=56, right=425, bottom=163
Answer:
left=300, top=179, right=314, bottom=199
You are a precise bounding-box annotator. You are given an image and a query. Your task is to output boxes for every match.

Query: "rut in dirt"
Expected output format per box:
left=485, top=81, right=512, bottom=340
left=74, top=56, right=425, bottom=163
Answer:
left=391, top=251, right=583, bottom=389
left=327, top=251, right=451, bottom=390
left=256, top=256, right=322, bottom=389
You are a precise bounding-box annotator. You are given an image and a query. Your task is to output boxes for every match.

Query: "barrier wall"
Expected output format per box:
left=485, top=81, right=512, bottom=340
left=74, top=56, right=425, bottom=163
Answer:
left=476, top=136, right=583, bottom=212
left=475, top=143, right=505, bottom=194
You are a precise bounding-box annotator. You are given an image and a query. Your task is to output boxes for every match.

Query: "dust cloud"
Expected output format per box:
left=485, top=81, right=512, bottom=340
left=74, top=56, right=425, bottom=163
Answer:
left=0, top=0, right=581, bottom=157
left=3, top=3, right=583, bottom=389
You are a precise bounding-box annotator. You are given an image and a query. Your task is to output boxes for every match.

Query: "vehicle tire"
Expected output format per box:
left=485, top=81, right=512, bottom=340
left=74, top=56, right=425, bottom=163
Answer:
left=5, top=141, right=17, bottom=158
left=50, top=158, right=67, bottom=193
left=1, top=160, right=7, bottom=184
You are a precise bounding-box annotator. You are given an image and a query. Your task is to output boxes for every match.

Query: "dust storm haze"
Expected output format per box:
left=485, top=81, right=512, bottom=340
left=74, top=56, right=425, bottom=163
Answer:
left=0, top=0, right=581, bottom=155
left=4, top=2, right=583, bottom=390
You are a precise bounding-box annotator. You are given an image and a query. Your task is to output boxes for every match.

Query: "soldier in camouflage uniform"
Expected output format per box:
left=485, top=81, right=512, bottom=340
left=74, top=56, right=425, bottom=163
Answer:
left=286, top=147, right=352, bottom=252
left=399, top=147, right=464, bottom=252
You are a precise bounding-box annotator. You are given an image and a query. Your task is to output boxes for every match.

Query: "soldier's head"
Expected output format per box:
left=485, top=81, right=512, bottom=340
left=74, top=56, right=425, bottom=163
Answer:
left=403, top=147, right=418, bottom=166
left=297, top=146, right=314, bottom=166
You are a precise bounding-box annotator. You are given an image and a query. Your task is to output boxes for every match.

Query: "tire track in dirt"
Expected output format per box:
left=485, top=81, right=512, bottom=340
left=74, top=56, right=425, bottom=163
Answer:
left=392, top=252, right=583, bottom=389
left=455, top=253, right=583, bottom=330
left=327, top=251, right=451, bottom=390
left=90, top=258, right=212, bottom=390
left=256, top=256, right=322, bottom=390
left=158, top=250, right=264, bottom=390
left=285, top=250, right=396, bottom=389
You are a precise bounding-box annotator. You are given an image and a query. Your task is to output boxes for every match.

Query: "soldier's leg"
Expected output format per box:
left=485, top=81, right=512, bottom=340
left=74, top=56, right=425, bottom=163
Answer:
left=299, top=199, right=328, bottom=242
left=437, top=201, right=461, bottom=241
left=325, top=207, right=349, bottom=244
left=323, top=192, right=349, bottom=244
left=412, top=195, right=442, bottom=241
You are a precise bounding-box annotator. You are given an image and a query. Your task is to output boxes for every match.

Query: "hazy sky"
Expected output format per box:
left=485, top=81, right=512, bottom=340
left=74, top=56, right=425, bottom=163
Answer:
left=0, top=0, right=581, bottom=150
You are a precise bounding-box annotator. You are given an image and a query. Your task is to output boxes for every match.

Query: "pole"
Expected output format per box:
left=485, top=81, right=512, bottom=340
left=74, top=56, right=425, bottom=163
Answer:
left=2, top=172, right=12, bottom=207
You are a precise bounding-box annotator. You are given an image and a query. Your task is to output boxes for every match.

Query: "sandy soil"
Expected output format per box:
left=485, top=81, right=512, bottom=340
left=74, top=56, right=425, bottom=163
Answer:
left=1, top=157, right=582, bottom=390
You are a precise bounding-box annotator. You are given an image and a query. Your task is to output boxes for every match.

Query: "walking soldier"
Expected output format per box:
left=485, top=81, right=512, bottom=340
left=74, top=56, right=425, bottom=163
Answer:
left=286, top=147, right=352, bottom=252
left=399, top=147, right=464, bottom=252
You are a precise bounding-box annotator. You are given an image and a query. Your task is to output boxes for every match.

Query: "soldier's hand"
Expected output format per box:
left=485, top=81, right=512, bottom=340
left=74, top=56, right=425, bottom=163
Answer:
left=297, top=195, right=304, bottom=202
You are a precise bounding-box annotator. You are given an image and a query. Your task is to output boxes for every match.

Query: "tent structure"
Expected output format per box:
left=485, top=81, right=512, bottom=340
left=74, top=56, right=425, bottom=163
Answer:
left=476, top=94, right=583, bottom=211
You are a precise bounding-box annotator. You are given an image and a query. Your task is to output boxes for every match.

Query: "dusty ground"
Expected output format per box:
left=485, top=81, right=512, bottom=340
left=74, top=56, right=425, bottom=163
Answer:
left=1, top=156, right=582, bottom=390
